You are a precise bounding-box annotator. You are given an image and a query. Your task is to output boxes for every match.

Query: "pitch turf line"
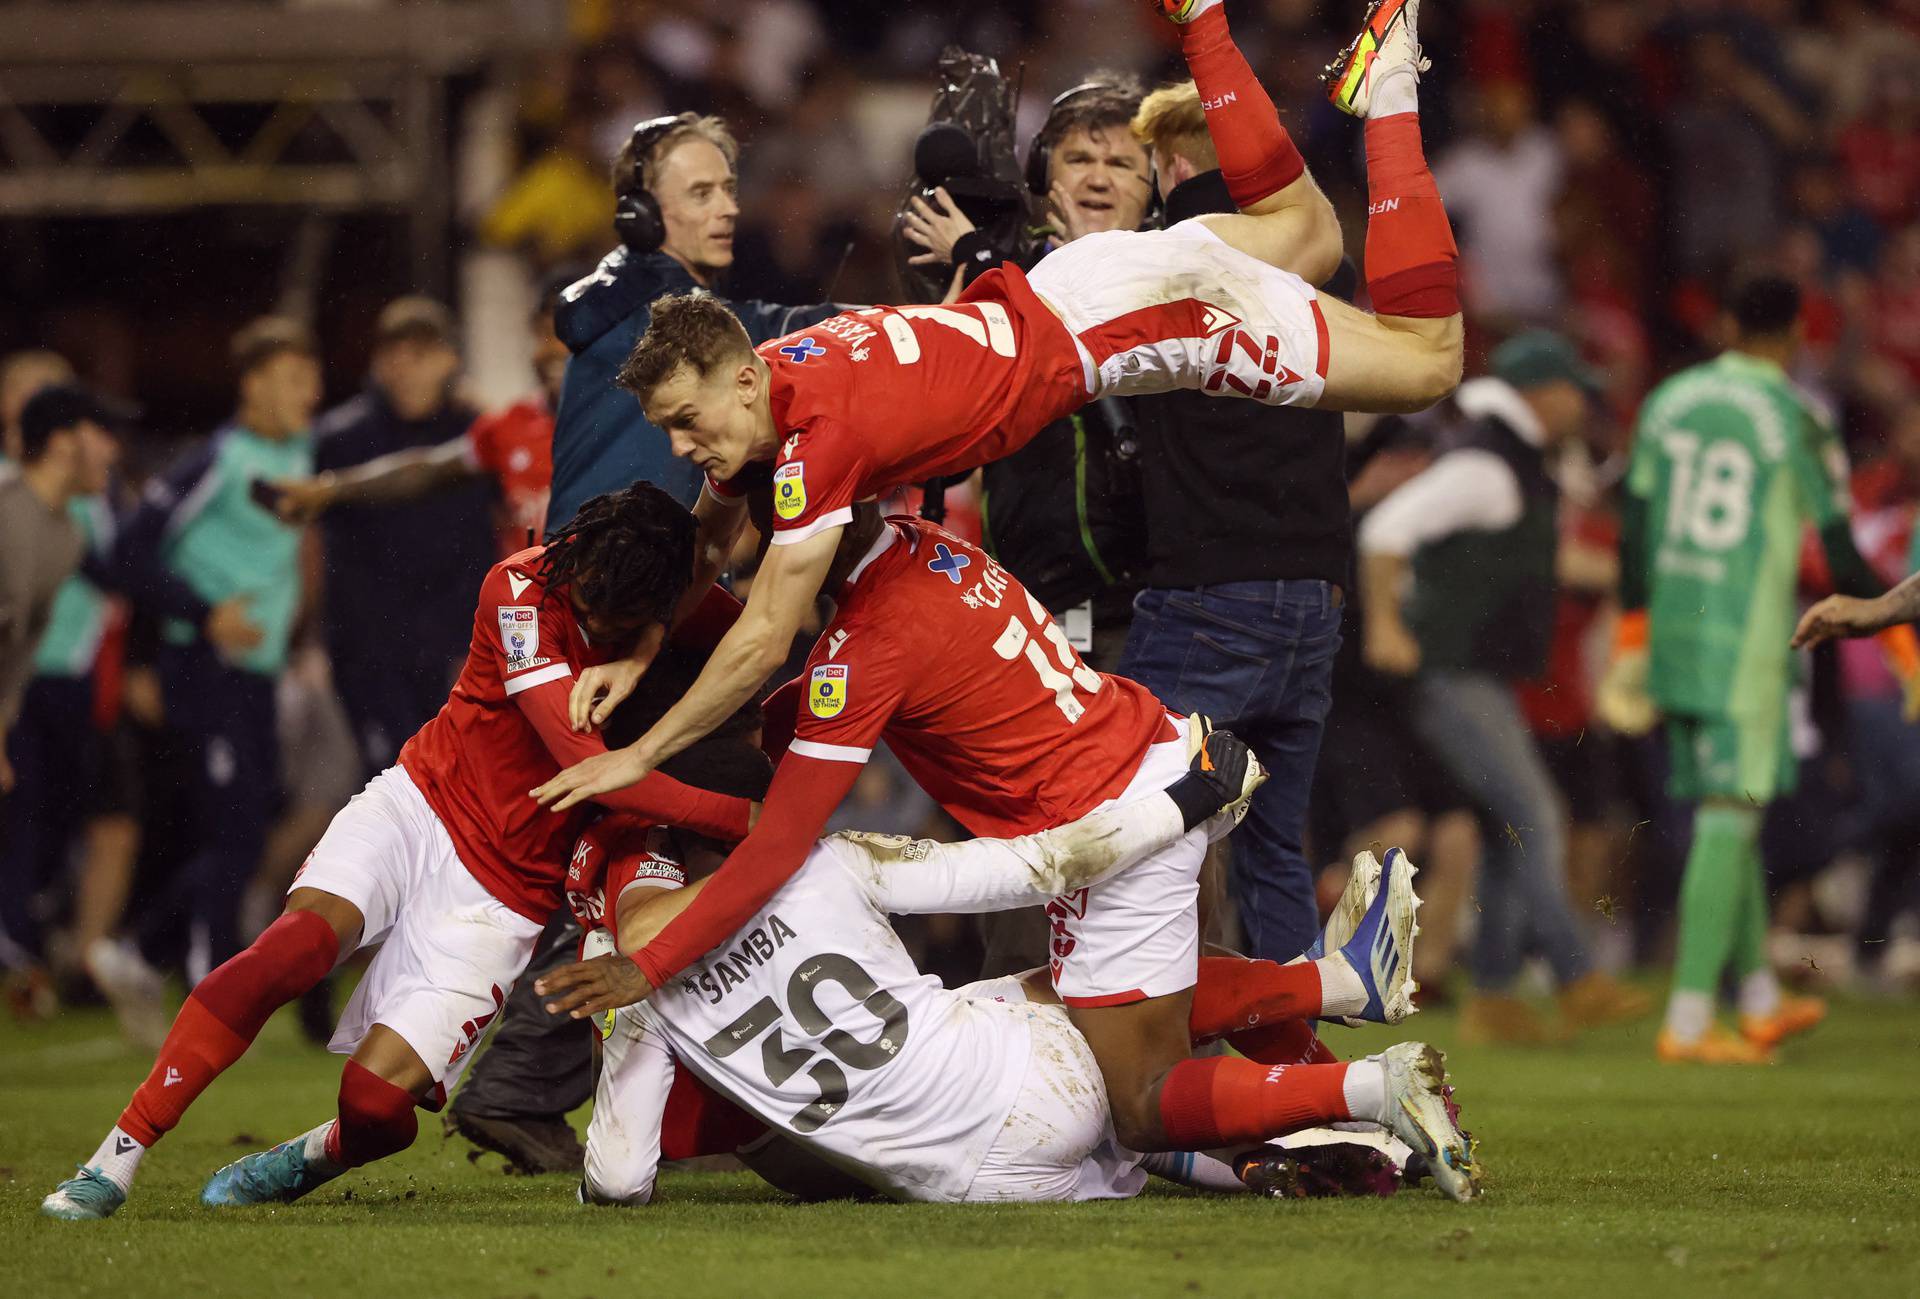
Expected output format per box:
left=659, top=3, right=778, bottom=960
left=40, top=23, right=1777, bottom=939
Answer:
left=3, top=995, right=1914, bottom=1298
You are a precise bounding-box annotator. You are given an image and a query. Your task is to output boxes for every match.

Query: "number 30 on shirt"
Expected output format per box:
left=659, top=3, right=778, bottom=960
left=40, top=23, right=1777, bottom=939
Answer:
left=993, top=590, right=1103, bottom=723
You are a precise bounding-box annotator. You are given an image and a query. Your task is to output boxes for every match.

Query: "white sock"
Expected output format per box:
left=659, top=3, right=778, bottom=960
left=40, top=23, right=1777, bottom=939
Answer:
left=1315, top=954, right=1368, bottom=1019
left=1368, top=63, right=1420, bottom=119
left=1341, top=1059, right=1389, bottom=1125
left=87, top=1126, right=147, bottom=1192
left=1664, top=989, right=1713, bottom=1043
left=1139, top=1149, right=1246, bottom=1194
left=1738, top=970, right=1782, bottom=1019
left=300, top=1121, right=346, bottom=1174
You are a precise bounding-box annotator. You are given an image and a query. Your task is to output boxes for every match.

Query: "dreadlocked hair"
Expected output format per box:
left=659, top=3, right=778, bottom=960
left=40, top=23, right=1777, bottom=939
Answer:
left=539, top=482, right=696, bottom=629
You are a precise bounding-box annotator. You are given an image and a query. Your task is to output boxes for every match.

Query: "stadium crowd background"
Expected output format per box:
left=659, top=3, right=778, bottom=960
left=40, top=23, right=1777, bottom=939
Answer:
left=4, top=0, right=1920, bottom=1050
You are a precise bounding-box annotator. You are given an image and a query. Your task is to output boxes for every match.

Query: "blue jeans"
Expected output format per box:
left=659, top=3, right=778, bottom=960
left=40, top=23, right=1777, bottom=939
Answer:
left=1412, top=670, right=1591, bottom=989
left=1118, top=580, right=1342, bottom=964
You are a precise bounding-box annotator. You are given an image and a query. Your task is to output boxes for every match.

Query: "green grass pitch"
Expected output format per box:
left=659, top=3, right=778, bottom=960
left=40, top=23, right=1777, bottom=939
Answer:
left=4, top=993, right=1915, bottom=1299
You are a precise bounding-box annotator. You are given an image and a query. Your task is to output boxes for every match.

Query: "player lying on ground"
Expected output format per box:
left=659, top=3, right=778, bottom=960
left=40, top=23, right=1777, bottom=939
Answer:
left=560, top=737, right=1479, bottom=1203
left=530, top=0, right=1459, bottom=811
left=42, top=485, right=763, bottom=1220
left=535, top=505, right=1431, bottom=1180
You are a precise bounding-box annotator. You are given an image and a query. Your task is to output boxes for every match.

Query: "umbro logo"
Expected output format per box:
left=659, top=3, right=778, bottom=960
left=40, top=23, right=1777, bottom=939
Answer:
left=163, top=1066, right=183, bottom=1088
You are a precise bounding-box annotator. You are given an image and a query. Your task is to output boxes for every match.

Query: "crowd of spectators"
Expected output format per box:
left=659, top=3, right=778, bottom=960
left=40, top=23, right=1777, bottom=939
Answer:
left=4, top=0, right=1920, bottom=1049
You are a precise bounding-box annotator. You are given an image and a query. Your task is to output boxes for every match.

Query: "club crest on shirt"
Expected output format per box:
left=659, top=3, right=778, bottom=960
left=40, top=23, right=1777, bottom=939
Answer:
left=809, top=664, right=848, bottom=718
left=774, top=461, right=807, bottom=521
left=498, top=606, right=546, bottom=670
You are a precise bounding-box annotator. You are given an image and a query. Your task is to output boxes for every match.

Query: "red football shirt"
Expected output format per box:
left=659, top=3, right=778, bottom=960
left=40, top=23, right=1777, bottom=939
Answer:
left=398, top=548, right=752, bottom=922
left=711, top=266, right=1087, bottom=545
left=629, top=518, right=1172, bottom=986
left=466, top=397, right=554, bottom=557
left=790, top=517, right=1169, bottom=837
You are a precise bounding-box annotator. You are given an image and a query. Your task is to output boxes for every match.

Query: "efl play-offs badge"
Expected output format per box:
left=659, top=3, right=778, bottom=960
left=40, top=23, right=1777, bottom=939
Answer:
left=774, top=461, right=807, bottom=521
left=809, top=664, right=848, bottom=718
left=498, top=606, right=538, bottom=666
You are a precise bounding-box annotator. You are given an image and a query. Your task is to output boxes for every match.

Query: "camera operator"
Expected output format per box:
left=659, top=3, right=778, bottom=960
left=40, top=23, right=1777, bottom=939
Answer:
left=903, top=76, right=1155, bottom=666
left=902, top=76, right=1157, bottom=977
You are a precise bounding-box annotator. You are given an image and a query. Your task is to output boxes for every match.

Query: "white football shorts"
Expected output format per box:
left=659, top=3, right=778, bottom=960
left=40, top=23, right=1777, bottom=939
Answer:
left=295, top=766, right=543, bottom=1101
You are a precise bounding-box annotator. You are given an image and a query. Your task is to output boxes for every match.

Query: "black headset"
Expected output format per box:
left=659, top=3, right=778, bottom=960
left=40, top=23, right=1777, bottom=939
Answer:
left=613, top=113, right=696, bottom=254
left=1024, top=81, right=1162, bottom=224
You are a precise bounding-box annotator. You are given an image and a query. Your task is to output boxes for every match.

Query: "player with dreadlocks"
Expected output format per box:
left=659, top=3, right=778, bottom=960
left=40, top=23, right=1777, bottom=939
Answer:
left=44, top=483, right=760, bottom=1220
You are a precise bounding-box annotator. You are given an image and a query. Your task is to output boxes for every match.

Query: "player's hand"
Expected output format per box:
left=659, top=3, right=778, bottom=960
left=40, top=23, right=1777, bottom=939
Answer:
left=530, top=744, right=656, bottom=813
left=902, top=188, right=976, bottom=266
left=1364, top=621, right=1422, bottom=677
left=269, top=474, right=337, bottom=524
left=0, top=747, right=14, bottom=795
left=203, top=597, right=266, bottom=657
left=569, top=627, right=663, bottom=732
left=1791, top=594, right=1885, bottom=648
left=536, top=952, right=655, bottom=1019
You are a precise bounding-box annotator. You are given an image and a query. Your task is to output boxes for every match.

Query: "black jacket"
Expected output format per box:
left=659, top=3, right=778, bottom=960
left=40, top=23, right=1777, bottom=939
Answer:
left=1129, top=171, right=1353, bottom=591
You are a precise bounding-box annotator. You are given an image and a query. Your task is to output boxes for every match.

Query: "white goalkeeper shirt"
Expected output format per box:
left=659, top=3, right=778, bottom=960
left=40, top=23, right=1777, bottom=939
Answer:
left=627, top=795, right=1186, bottom=1203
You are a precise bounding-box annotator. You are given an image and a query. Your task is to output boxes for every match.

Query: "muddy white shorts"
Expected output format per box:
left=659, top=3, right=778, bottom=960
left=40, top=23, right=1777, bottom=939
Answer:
left=1044, top=716, right=1209, bottom=1008
left=1026, top=217, right=1329, bottom=408
left=963, top=1001, right=1147, bottom=1203
left=295, top=766, right=543, bottom=1098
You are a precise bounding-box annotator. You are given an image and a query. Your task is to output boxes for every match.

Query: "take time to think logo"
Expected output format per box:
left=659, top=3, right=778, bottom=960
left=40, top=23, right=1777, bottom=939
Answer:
left=809, top=664, right=849, bottom=718
left=774, top=462, right=807, bottom=521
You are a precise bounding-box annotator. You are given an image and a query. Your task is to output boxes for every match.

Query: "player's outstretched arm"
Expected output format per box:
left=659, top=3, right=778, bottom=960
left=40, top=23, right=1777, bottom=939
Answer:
left=532, top=526, right=842, bottom=812
left=1794, top=582, right=1920, bottom=647
left=538, top=752, right=860, bottom=1016
left=271, top=436, right=474, bottom=523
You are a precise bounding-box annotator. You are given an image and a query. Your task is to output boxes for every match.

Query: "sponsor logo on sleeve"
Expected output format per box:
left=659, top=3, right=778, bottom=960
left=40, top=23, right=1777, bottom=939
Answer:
left=808, top=664, right=848, bottom=718
left=774, top=461, right=808, bottom=521
left=497, top=606, right=550, bottom=671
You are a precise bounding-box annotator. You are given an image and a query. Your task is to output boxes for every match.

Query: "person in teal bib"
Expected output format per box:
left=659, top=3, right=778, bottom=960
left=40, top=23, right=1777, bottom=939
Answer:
left=112, top=317, right=320, bottom=977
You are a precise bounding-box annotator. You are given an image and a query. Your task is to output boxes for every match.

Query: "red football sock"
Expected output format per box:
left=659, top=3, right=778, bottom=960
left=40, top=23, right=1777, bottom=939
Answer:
left=1180, top=7, right=1305, bottom=208
left=1226, top=1018, right=1340, bottom=1066
left=325, top=1060, right=418, bottom=1168
left=1157, top=1056, right=1353, bottom=1147
left=118, top=910, right=339, bottom=1146
left=660, top=1063, right=768, bottom=1160
left=1363, top=113, right=1459, bottom=318
left=1187, top=955, right=1324, bottom=1043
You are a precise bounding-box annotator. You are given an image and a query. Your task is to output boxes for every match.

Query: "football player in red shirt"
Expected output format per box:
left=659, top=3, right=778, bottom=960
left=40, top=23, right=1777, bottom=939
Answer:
left=536, top=507, right=1421, bottom=1164
left=531, top=0, right=1457, bottom=812
left=42, top=484, right=760, bottom=1221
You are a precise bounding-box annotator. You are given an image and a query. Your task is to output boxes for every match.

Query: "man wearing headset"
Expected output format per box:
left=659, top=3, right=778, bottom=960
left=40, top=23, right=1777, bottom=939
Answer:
left=902, top=75, right=1160, bottom=977
left=447, top=115, right=834, bottom=1174
left=545, top=114, right=837, bottom=526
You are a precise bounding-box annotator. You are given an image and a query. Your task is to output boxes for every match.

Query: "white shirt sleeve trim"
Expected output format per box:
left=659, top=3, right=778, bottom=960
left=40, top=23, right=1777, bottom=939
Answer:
left=788, top=738, right=872, bottom=763
left=1357, top=450, right=1524, bottom=557
left=769, top=506, right=855, bottom=546
left=503, top=661, right=573, bottom=696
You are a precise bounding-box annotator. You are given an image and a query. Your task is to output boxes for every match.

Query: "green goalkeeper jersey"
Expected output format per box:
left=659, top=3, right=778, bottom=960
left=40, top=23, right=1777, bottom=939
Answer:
left=1625, top=350, right=1851, bottom=719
